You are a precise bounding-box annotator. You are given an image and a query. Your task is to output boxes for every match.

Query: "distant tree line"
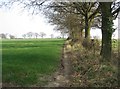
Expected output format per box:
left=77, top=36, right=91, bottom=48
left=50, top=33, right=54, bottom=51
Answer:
left=0, top=32, right=47, bottom=39
left=0, top=33, right=15, bottom=39
left=0, top=32, right=65, bottom=39
left=22, top=32, right=65, bottom=39
left=22, top=32, right=46, bottom=39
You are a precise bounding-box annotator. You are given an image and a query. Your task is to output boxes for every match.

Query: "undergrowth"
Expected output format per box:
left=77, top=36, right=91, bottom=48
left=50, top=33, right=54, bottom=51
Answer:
left=66, top=39, right=118, bottom=87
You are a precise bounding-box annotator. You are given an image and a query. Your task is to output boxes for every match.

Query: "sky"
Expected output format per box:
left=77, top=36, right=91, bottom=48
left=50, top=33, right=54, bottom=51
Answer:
left=90, top=18, right=118, bottom=39
left=0, top=5, right=61, bottom=38
left=0, top=3, right=119, bottom=39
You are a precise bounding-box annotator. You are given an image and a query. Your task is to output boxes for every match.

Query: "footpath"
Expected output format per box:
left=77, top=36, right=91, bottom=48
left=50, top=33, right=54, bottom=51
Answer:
left=45, top=41, right=72, bottom=87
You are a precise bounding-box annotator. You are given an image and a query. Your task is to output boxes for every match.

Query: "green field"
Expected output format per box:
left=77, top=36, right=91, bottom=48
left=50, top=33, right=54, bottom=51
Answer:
left=1, top=39, right=64, bottom=86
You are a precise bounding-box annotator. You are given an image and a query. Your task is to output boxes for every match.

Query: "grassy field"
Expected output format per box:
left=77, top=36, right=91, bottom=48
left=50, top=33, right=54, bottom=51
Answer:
left=1, top=39, right=64, bottom=86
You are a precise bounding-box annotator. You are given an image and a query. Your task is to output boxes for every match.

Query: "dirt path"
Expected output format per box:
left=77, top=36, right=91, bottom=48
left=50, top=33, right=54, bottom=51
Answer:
left=45, top=41, right=72, bottom=87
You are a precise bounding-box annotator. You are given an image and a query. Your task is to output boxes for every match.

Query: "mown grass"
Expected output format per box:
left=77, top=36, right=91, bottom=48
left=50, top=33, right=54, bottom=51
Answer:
left=1, top=39, right=64, bottom=86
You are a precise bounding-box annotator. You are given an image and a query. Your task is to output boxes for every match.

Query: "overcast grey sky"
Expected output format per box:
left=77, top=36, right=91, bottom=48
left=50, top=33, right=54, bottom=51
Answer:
left=0, top=3, right=118, bottom=39
left=0, top=5, right=62, bottom=38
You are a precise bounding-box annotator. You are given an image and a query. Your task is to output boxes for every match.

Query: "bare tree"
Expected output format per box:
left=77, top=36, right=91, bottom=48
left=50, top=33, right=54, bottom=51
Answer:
left=9, top=34, right=15, bottom=39
left=39, top=32, right=46, bottom=38
left=0, top=0, right=48, bottom=15
left=46, top=2, right=100, bottom=39
left=45, top=4, right=84, bottom=42
left=50, top=34, right=54, bottom=38
left=22, top=34, right=26, bottom=39
left=34, top=32, right=40, bottom=39
left=0, top=33, right=7, bottom=39
left=26, top=32, right=34, bottom=38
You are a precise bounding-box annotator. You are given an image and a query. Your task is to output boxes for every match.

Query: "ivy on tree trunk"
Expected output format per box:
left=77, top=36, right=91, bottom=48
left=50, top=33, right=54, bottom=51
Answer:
left=100, top=2, right=113, bottom=60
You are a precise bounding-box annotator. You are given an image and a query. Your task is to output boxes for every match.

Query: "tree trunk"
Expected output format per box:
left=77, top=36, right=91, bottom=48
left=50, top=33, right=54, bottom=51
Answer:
left=100, top=2, right=113, bottom=60
left=68, top=27, right=83, bottom=44
left=74, top=27, right=83, bottom=42
left=85, top=13, right=90, bottom=38
left=100, top=28, right=112, bottom=60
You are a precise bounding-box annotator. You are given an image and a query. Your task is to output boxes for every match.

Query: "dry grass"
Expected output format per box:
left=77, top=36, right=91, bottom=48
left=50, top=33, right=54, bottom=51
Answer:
left=66, top=39, right=118, bottom=87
